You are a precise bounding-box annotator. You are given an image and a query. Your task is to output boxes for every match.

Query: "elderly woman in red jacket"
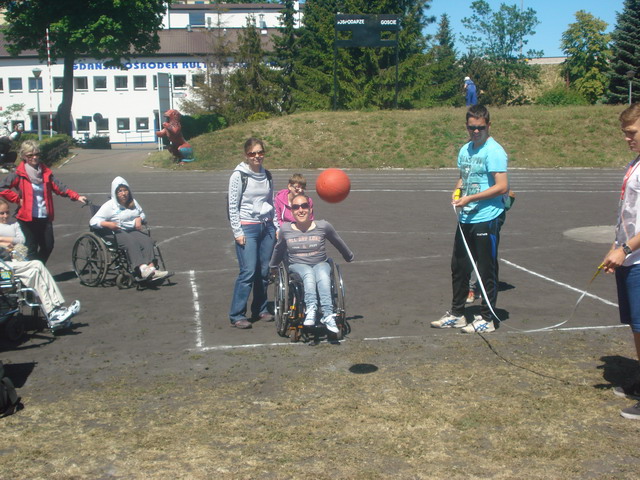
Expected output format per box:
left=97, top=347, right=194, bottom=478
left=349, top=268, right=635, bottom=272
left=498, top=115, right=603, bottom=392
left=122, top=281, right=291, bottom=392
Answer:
left=0, top=140, right=87, bottom=264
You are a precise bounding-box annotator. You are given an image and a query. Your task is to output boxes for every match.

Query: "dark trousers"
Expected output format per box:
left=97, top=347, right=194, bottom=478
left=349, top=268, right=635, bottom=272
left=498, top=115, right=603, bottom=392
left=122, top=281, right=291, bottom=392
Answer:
left=451, top=213, right=503, bottom=320
left=18, top=218, right=54, bottom=265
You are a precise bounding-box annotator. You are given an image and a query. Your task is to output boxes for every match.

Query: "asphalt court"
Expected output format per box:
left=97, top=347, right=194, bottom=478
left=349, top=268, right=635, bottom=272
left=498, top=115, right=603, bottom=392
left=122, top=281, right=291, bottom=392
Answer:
left=37, top=159, right=632, bottom=351
left=4, top=151, right=631, bottom=363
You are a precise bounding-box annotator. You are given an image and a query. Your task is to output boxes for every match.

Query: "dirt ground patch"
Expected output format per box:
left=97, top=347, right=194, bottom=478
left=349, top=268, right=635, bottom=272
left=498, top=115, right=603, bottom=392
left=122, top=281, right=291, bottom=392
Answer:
left=2, top=328, right=639, bottom=479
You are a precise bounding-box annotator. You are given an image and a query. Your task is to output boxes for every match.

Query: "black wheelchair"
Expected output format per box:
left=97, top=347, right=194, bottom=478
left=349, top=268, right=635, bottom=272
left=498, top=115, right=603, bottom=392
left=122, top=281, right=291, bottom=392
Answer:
left=71, top=204, right=170, bottom=289
left=273, top=258, right=348, bottom=342
left=0, top=260, right=42, bottom=341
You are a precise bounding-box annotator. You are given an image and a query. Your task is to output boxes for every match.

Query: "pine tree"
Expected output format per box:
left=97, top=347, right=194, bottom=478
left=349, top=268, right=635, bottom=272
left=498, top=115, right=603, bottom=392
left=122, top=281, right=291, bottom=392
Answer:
left=292, top=0, right=434, bottom=110
left=227, top=16, right=284, bottom=122
left=272, top=0, right=298, bottom=113
left=607, top=0, right=640, bottom=104
left=427, top=14, right=462, bottom=106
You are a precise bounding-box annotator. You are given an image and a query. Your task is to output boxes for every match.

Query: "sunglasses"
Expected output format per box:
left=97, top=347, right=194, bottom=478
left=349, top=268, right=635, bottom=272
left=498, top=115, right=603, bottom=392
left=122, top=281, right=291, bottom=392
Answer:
left=466, top=125, right=487, bottom=131
left=246, top=150, right=265, bottom=158
left=291, top=203, right=310, bottom=210
left=25, top=153, right=41, bottom=158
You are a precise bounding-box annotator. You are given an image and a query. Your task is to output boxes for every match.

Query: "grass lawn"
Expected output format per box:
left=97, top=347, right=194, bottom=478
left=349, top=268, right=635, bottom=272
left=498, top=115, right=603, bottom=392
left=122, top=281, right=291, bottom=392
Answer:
left=148, top=105, right=633, bottom=171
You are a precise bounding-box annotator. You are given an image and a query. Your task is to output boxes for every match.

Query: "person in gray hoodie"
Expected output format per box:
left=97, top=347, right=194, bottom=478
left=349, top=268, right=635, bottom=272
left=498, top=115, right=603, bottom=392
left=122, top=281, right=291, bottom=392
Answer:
left=90, top=176, right=169, bottom=282
left=227, top=138, right=277, bottom=329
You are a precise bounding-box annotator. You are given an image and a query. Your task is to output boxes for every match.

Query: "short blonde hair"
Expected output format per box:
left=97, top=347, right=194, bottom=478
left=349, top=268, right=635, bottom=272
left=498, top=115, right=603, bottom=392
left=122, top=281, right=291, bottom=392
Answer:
left=620, top=103, right=640, bottom=126
left=288, top=173, right=307, bottom=189
left=18, top=140, right=40, bottom=161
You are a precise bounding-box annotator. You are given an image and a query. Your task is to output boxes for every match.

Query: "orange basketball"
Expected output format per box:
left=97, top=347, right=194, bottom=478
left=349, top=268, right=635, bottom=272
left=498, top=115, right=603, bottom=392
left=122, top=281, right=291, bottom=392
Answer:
left=316, top=168, right=351, bottom=203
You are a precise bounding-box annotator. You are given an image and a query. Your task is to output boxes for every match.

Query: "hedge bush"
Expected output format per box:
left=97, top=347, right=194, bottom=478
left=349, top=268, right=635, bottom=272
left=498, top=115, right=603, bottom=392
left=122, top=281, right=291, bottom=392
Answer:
left=536, top=86, right=589, bottom=106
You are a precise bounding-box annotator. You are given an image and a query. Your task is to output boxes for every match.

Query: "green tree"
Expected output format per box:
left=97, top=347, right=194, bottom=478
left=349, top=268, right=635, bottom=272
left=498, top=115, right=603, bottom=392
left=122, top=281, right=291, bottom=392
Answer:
left=607, top=0, right=640, bottom=104
left=425, top=14, right=462, bottom=106
left=561, top=11, right=611, bottom=104
left=461, top=0, right=542, bottom=104
left=181, top=4, right=234, bottom=116
left=4, top=1, right=165, bottom=135
left=273, top=0, right=298, bottom=113
left=292, top=0, right=434, bottom=110
left=226, top=16, right=285, bottom=122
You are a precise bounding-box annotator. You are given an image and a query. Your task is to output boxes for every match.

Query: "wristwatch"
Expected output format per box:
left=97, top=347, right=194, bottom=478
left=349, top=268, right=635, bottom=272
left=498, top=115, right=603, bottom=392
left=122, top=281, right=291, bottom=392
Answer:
left=622, top=243, right=633, bottom=255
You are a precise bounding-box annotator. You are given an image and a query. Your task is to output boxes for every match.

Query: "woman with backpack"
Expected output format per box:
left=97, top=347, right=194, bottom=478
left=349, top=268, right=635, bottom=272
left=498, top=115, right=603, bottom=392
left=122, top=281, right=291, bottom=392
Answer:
left=227, top=138, right=277, bottom=329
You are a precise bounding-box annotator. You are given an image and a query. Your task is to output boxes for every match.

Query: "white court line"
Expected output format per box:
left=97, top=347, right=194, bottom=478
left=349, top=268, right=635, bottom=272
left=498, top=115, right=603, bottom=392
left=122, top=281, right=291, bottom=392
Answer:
left=190, top=270, right=204, bottom=349
left=501, top=258, right=618, bottom=307
left=192, top=257, right=620, bottom=352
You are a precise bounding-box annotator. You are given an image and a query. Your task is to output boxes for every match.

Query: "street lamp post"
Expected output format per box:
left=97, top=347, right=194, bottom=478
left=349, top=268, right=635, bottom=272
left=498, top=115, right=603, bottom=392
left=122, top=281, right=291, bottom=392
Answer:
left=626, top=70, right=636, bottom=105
left=32, top=68, right=42, bottom=141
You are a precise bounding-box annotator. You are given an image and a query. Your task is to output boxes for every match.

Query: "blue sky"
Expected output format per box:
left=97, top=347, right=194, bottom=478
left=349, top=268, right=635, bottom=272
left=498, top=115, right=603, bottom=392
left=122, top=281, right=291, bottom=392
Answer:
left=425, top=0, right=622, bottom=57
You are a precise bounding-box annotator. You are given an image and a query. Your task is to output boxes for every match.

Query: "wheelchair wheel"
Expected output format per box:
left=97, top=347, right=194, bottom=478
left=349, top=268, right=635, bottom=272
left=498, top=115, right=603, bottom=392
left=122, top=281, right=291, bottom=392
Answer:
left=3, top=315, right=24, bottom=342
left=331, top=261, right=348, bottom=340
left=116, top=272, right=135, bottom=290
left=72, top=233, right=109, bottom=286
left=274, top=264, right=291, bottom=337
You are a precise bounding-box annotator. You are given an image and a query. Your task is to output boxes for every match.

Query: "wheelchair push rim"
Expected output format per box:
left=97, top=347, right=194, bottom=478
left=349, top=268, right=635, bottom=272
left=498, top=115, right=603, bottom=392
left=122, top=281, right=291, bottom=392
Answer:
left=72, top=232, right=110, bottom=286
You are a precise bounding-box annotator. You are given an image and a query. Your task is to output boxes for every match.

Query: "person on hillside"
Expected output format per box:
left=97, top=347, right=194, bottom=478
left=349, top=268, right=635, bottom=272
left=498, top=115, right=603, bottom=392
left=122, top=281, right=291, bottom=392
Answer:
left=228, top=138, right=277, bottom=329
left=90, top=176, right=170, bottom=282
left=601, top=102, right=640, bottom=420
left=274, top=173, right=314, bottom=224
left=269, top=194, right=354, bottom=333
left=0, top=198, right=80, bottom=331
left=431, top=104, right=509, bottom=333
left=0, top=140, right=87, bottom=264
left=464, top=76, right=478, bottom=106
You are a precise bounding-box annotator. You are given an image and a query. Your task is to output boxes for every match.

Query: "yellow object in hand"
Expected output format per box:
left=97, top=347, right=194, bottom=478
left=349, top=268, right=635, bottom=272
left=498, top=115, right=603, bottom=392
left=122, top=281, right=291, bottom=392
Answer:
left=453, top=188, right=461, bottom=201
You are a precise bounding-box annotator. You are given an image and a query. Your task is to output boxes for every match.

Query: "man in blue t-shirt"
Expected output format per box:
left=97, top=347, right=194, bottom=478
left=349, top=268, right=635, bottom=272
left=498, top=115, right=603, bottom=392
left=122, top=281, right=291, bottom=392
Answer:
left=432, top=105, right=509, bottom=333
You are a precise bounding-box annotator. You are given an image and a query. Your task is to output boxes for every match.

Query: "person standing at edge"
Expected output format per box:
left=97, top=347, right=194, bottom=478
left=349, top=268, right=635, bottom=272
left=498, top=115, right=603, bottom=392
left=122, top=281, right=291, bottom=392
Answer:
left=602, top=103, right=640, bottom=420
left=227, top=138, right=277, bottom=329
left=432, top=105, right=509, bottom=333
left=464, top=76, right=478, bottom=106
left=0, top=140, right=87, bottom=264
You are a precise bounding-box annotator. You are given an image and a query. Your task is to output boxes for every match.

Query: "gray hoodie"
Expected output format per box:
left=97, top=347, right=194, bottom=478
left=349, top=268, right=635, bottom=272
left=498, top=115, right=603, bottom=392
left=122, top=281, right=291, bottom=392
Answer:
left=227, top=162, right=275, bottom=238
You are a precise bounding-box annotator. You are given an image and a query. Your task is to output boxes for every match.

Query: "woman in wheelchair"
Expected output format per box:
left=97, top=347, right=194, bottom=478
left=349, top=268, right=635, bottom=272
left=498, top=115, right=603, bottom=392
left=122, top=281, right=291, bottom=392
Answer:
left=269, top=194, right=354, bottom=333
left=89, top=177, right=169, bottom=282
left=0, top=198, right=80, bottom=331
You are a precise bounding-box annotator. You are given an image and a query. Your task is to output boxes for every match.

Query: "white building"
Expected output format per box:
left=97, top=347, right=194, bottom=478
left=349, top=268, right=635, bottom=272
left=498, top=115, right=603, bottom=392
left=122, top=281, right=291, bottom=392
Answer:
left=0, top=2, right=302, bottom=144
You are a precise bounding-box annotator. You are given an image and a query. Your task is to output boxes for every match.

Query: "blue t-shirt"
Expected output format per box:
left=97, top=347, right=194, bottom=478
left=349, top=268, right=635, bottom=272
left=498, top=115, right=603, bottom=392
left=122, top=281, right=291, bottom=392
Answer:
left=457, top=136, right=508, bottom=224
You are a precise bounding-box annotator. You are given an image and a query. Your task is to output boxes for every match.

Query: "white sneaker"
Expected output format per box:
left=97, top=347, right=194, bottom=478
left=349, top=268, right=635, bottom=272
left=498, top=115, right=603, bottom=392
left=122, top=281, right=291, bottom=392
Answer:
left=461, top=315, right=495, bottom=333
left=151, top=269, right=170, bottom=281
left=303, top=306, right=317, bottom=326
left=47, top=307, right=73, bottom=330
left=431, top=311, right=466, bottom=328
left=67, top=300, right=81, bottom=317
left=139, top=265, right=154, bottom=280
left=320, top=313, right=339, bottom=333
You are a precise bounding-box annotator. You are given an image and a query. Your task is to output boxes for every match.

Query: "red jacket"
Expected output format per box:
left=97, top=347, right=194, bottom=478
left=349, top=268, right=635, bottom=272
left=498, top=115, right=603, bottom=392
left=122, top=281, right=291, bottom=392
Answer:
left=0, top=162, right=81, bottom=222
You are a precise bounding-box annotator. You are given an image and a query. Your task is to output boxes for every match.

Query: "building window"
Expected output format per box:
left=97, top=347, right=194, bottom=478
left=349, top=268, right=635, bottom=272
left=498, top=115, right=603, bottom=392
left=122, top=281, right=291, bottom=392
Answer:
left=117, top=118, right=130, bottom=131
left=8, top=78, right=22, bottom=92
left=153, top=75, right=158, bottom=90
left=74, top=77, right=88, bottom=91
left=76, top=117, right=90, bottom=132
left=115, top=76, right=128, bottom=90
left=189, top=12, right=205, bottom=26
left=192, top=74, right=205, bottom=86
left=93, top=76, right=107, bottom=90
left=133, top=75, right=147, bottom=90
left=96, top=117, right=109, bottom=132
left=136, top=117, right=149, bottom=131
left=173, top=74, right=187, bottom=89
left=28, top=77, right=43, bottom=92
left=53, top=77, right=64, bottom=91
left=0, top=78, right=3, bottom=92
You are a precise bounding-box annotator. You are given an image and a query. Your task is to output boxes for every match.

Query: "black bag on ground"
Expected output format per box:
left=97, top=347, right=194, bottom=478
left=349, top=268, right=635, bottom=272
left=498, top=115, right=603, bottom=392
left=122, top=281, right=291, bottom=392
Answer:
left=0, top=361, right=21, bottom=417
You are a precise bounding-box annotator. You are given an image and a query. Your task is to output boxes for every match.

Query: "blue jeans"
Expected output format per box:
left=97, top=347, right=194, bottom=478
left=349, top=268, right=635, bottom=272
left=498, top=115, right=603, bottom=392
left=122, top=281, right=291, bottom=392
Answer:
left=229, top=222, right=276, bottom=323
left=615, top=264, right=640, bottom=333
left=289, top=261, right=332, bottom=317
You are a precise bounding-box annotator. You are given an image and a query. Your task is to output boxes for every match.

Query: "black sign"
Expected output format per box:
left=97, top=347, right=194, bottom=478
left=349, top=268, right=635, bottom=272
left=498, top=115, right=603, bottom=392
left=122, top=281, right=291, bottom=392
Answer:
left=335, top=14, right=399, bottom=48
